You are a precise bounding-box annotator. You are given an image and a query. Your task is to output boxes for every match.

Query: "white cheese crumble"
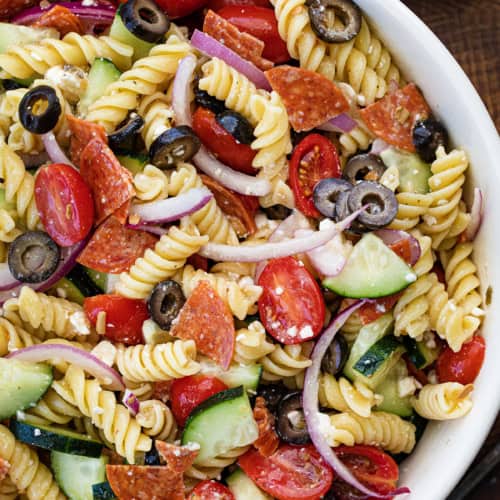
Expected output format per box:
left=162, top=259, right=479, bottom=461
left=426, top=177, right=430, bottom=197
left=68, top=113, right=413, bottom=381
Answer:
left=398, top=376, right=422, bottom=398
left=69, top=311, right=91, bottom=335
left=91, top=341, right=117, bottom=367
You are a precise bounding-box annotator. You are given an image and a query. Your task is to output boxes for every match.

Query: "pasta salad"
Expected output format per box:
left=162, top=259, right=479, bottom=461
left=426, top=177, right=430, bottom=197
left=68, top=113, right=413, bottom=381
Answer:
left=0, top=0, right=486, bottom=498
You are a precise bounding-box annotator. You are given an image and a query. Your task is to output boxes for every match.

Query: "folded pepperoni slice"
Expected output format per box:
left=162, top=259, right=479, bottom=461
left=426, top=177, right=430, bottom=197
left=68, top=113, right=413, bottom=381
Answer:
left=360, top=83, right=431, bottom=152
left=170, top=281, right=235, bottom=370
left=67, top=115, right=107, bottom=167
left=265, top=66, right=349, bottom=132
left=77, top=216, right=157, bottom=273
left=80, top=138, right=135, bottom=225
left=32, top=5, right=84, bottom=36
left=253, top=396, right=279, bottom=457
left=155, top=441, right=199, bottom=473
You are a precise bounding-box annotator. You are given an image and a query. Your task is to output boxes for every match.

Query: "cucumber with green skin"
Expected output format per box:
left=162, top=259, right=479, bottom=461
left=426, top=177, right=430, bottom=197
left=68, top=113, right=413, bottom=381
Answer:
left=48, top=264, right=104, bottom=305
left=92, top=482, right=116, bottom=500
left=375, top=359, right=414, bottom=417
left=402, top=336, right=440, bottom=369
left=116, top=153, right=149, bottom=175
left=199, top=359, right=262, bottom=393
left=227, top=468, right=271, bottom=499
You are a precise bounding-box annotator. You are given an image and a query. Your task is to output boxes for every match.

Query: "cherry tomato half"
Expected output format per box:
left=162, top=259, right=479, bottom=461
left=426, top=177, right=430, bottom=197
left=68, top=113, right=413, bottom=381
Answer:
left=189, top=480, right=234, bottom=500
left=208, top=0, right=271, bottom=11
left=193, top=107, right=257, bottom=175
left=83, top=295, right=149, bottom=345
left=289, top=134, right=341, bottom=218
left=217, top=6, right=289, bottom=63
left=170, top=375, right=228, bottom=427
left=154, top=0, right=208, bottom=19
left=437, top=335, right=485, bottom=385
left=328, top=445, right=399, bottom=499
left=34, top=163, right=94, bottom=247
left=258, top=257, right=326, bottom=344
left=239, top=444, right=334, bottom=500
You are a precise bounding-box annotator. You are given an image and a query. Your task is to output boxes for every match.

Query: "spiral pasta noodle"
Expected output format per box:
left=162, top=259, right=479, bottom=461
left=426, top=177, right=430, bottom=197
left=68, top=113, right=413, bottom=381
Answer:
left=234, top=320, right=275, bottom=365
left=115, top=340, right=200, bottom=383
left=86, top=35, right=192, bottom=132
left=411, top=230, right=435, bottom=277
left=137, top=92, right=174, bottom=149
left=339, top=123, right=374, bottom=164
left=124, top=379, right=155, bottom=402
left=261, top=343, right=312, bottom=382
left=52, top=365, right=152, bottom=463
left=0, top=424, right=65, bottom=500
left=319, top=373, right=377, bottom=418
left=389, top=192, right=433, bottom=232
left=114, top=221, right=209, bottom=299
left=412, top=383, right=473, bottom=420
left=0, top=476, right=17, bottom=500
left=0, top=210, right=21, bottom=243
left=326, top=411, right=416, bottom=454
left=133, top=164, right=170, bottom=202
left=136, top=399, right=177, bottom=441
left=0, top=317, right=40, bottom=356
left=0, top=33, right=133, bottom=80
left=340, top=309, right=363, bottom=343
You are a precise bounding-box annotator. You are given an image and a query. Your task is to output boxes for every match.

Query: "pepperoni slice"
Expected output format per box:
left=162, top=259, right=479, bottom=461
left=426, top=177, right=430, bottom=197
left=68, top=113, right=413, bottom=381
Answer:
left=360, top=83, right=431, bottom=152
left=77, top=216, right=157, bottom=273
left=203, top=10, right=273, bottom=71
left=32, top=5, right=84, bottom=36
left=152, top=380, right=172, bottom=403
left=253, top=396, right=279, bottom=457
left=80, top=138, right=135, bottom=224
left=67, top=115, right=108, bottom=167
left=170, top=281, right=235, bottom=370
left=186, top=254, right=209, bottom=272
left=265, top=66, right=349, bottom=132
left=155, top=441, right=199, bottom=473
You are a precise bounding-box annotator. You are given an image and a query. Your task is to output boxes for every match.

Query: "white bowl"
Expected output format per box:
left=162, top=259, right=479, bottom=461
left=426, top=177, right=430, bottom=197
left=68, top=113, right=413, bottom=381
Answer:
left=355, top=1, right=500, bottom=498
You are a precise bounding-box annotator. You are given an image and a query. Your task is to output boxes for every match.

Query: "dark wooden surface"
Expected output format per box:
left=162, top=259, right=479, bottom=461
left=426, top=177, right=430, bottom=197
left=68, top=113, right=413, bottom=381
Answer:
left=402, top=2, right=500, bottom=498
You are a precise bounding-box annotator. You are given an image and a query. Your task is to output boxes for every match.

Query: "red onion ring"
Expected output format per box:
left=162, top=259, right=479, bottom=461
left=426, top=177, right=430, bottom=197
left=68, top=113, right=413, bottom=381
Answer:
left=318, top=113, right=357, bottom=133
left=0, top=264, right=21, bottom=292
left=373, top=229, right=421, bottom=266
left=42, top=131, right=74, bottom=167
left=172, top=54, right=197, bottom=127
left=122, top=389, right=140, bottom=416
left=464, top=187, right=483, bottom=241
left=371, top=139, right=391, bottom=156
left=125, top=223, right=168, bottom=236
left=303, top=301, right=410, bottom=498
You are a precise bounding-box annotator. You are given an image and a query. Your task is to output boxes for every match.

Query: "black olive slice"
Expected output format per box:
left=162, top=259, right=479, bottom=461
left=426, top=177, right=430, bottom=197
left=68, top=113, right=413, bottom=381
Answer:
left=343, top=153, right=387, bottom=185
left=276, top=392, right=310, bottom=445
left=308, top=0, right=362, bottom=44
left=108, top=114, right=145, bottom=153
left=8, top=231, right=60, bottom=283
left=148, top=280, right=185, bottom=330
left=194, top=88, right=226, bottom=115
left=334, top=190, right=367, bottom=233
left=149, top=126, right=201, bottom=169
left=262, top=205, right=293, bottom=221
left=313, top=178, right=353, bottom=218
left=2, top=79, right=27, bottom=91
left=216, top=111, right=254, bottom=145
left=120, top=0, right=170, bottom=43
left=144, top=446, right=161, bottom=465
left=19, top=85, right=61, bottom=135
left=256, top=383, right=288, bottom=414
left=321, top=334, right=349, bottom=375
left=347, top=180, right=398, bottom=230
left=413, top=118, right=449, bottom=163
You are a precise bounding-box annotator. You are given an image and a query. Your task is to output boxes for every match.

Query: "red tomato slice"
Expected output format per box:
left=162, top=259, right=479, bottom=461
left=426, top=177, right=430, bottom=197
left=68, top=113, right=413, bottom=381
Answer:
left=208, top=0, right=271, bottom=11
left=34, top=163, right=94, bottom=247
left=192, top=107, right=257, bottom=175
left=238, top=444, right=333, bottom=500
left=189, top=480, right=234, bottom=499
left=186, top=254, right=209, bottom=272
left=154, top=0, right=208, bottom=18
left=437, top=335, right=485, bottom=385
left=357, top=293, right=402, bottom=325
left=83, top=295, right=149, bottom=345
left=329, top=445, right=399, bottom=499
left=258, top=257, right=325, bottom=344
left=171, top=375, right=228, bottom=427
left=217, top=6, right=289, bottom=63
left=404, top=355, right=429, bottom=386
left=289, top=134, right=341, bottom=218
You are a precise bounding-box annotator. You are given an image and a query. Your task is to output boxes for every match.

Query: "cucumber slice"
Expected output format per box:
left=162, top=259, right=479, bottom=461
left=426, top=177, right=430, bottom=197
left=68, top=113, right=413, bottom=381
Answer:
left=49, top=265, right=106, bottom=305
left=11, top=420, right=102, bottom=457
left=380, top=148, right=431, bottom=194
left=92, top=482, right=116, bottom=500
left=227, top=468, right=271, bottom=499
left=402, top=337, right=439, bottom=369
left=323, top=234, right=417, bottom=298
left=182, top=386, right=258, bottom=465
left=116, top=153, right=148, bottom=175
left=0, top=358, right=53, bottom=420
left=51, top=451, right=108, bottom=500
left=375, top=360, right=413, bottom=417
left=48, top=278, right=86, bottom=305
left=78, top=58, right=121, bottom=114
left=109, top=8, right=155, bottom=60
left=83, top=267, right=108, bottom=293
left=199, top=359, right=262, bottom=393
left=0, top=24, right=58, bottom=54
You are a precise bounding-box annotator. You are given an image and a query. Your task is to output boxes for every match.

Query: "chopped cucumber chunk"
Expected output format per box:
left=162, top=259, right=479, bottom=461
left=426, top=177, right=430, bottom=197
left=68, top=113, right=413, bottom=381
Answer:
left=375, top=359, right=413, bottom=417
left=402, top=336, right=439, bottom=369
left=116, top=153, right=148, bottom=175
left=227, top=468, right=271, bottom=499
left=199, top=359, right=262, bottom=393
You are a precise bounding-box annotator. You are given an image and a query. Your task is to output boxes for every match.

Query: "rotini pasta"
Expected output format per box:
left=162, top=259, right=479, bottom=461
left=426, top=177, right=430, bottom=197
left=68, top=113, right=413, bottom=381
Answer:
left=136, top=399, right=177, bottom=441
left=412, top=383, right=473, bottom=420
left=133, top=164, right=170, bottom=202
left=261, top=343, right=312, bottom=382
left=0, top=317, right=40, bottom=356
left=234, top=320, right=275, bottom=365
left=389, top=192, right=433, bottom=232
left=0, top=476, right=18, bottom=500
left=137, top=91, right=174, bottom=149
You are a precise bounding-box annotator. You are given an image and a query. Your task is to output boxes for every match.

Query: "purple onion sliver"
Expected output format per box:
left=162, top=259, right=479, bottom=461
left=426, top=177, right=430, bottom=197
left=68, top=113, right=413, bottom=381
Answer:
left=0, top=264, right=21, bottom=292
left=172, top=54, right=197, bottom=127
left=125, top=223, right=169, bottom=236
left=374, top=229, right=421, bottom=266
left=464, top=187, right=483, bottom=241
left=42, top=132, right=74, bottom=167
left=122, top=389, right=140, bottom=416
left=328, top=112, right=357, bottom=133
left=371, top=138, right=391, bottom=156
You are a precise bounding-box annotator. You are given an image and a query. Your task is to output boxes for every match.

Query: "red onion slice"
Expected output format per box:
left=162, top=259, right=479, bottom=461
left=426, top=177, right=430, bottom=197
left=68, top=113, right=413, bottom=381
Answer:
left=125, top=223, right=169, bottom=236
left=318, top=113, right=357, bottom=133
left=130, top=187, right=213, bottom=224
left=0, top=264, right=21, bottom=292
left=172, top=54, right=197, bottom=127
left=8, top=344, right=124, bottom=390
left=371, top=138, right=391, bottom=156
left=42, top=132, right=74, bottom=167
left=303, top=301, right=410, bottom=498
left=191, top=30, right=271, bottom=91
left=464, top=187, right=483, bottom=241
left=194, top=146, right=270, bottom=197
left=122, top=389, right=140, bottom=416
left=199, top=208, right=365, bottom=262
left=374, top=229, right=421, bottom=266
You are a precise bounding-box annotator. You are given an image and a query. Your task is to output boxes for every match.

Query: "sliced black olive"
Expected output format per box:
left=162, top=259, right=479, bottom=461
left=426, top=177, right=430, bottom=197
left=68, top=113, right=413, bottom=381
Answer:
left=144, top=446, right=161, bottom=465
left=313, top=178, right=353, bottom=218
left=256, top=383, right=288, bottom=414
left=194, top=88, right=226, bottom=115
left=19, top=85, right=61, bottom=134
left=8, top=231, right=60, bottom=283
left=149, top=126, right=201, bottom=169
left=108, top=114, right=144, bottom=153
left=276, top=392, right=310, bottom=445
left=321, top=334, right=349, bottom=375
left=308, top=0, right=362, bottom=44
left=2, top=79, right=27, bottom=91
left=347, top=180, right=398, bottom=230
left=262, top=205, right=292, bottom=220
left=334, top=190, right=366, bottom=233
left=148, top=280, right=185, bottom=330
left=343, top=154, right=387, bottom=185
left=413, top=117, right=449, bottom=163
left=216, top=111, right=254, bottom=145
left=120, top=0, right=170, bottom=43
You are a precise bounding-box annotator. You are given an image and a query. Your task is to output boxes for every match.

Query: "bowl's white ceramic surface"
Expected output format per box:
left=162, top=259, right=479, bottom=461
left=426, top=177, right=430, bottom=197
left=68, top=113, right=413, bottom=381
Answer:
left=355, top=1, right=500, bottom=499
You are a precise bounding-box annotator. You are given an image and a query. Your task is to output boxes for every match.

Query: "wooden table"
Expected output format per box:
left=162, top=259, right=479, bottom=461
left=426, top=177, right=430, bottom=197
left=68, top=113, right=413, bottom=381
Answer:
left=402, top=2, right=500, bottom=498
